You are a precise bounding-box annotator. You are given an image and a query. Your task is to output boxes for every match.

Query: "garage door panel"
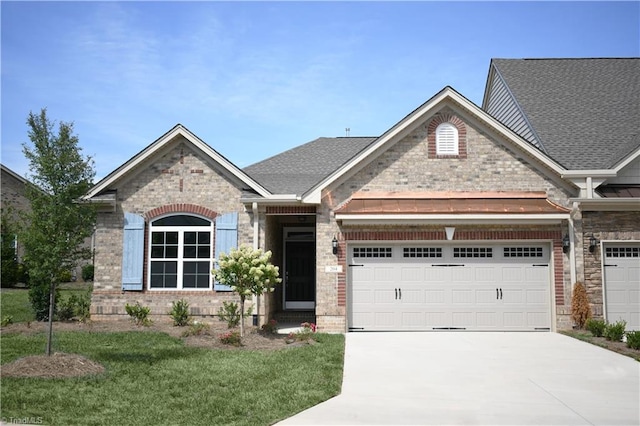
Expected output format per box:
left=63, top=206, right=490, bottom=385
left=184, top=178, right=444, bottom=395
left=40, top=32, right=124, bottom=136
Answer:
left=374, top=312, right=395, bottom=327
left=401, top=311, right=425, bottom=327
left=400, top=267, right=423, bottom=281
left=452, top=289, right=474, bottom=304
left=476, top=312, right=498, bottom=327
left=425, top=267, right=452, bottom=281
left=374, top=289, right=395, bottom=304
left=527, top=312, right=550, bottom=328
left=452, top=312, right=474, bottom=327
left=503, top=312, right=525, bottom=327
left=425, top=290, right=446, bottom=304
left=526, top=266, right=549, bottom=282
left=502, top=267, right=524, bottom=281
left=352, top=289, right=374, bottom=304
left=401, top=289, right=424, bottom=303
left=525, top=289, right=548, bottom=304
left=452, top=268, right=474, bottom=282
left=475, top=289, right=497, bottom=304
left=475, top=267, right=497, bottom=282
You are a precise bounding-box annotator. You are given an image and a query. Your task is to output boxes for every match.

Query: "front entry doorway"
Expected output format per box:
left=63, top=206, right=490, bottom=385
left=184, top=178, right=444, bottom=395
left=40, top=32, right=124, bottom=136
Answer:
left=284, top=228, right=316, bottom=310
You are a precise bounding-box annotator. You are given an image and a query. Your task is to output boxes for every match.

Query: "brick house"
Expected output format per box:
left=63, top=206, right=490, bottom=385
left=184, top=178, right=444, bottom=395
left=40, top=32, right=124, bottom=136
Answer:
left=84, top=58, right=639, bottom=332
left=1, top=164, right=31, bottom=263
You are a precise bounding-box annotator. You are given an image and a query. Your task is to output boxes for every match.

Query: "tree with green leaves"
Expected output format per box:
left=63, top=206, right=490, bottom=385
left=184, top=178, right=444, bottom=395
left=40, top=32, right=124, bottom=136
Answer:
left=212, top=245, right=281, bottom=337
left=21, top=108, right=96, bottom=355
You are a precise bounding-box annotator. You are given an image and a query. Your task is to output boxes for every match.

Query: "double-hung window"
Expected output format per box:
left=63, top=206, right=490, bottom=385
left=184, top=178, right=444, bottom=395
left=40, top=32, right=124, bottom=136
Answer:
left=149, top=215, right=213, bottom=290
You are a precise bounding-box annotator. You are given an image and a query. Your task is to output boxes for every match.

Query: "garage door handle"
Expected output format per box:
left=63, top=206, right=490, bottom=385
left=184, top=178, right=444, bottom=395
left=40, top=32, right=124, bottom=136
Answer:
left=395, top=288, right=398, bottom=300
left=532, top=264, right=548, bottom=267
left=349, top=264, right=364, bottom=267
left=399, top=288, right=402, bottom=300
left=496, top=288, right=499, bottom=300
left=500, top=288, right=503, bottom=300
left=604, top=264, right=618, bottom=267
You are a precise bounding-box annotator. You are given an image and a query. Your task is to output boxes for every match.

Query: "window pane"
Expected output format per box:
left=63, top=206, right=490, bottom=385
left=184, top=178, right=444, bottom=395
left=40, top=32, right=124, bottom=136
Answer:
left=165, top=246, right=178, bottom=258
left=196, top=275, right=209, bottom=288
left=151, top=247, right=164, bottom=258
left=166, top=232, right=178, bottom=244
left=183, top=262, right=196, bottom=273
left=184, top=246, right=197, bottom=258
left=198, top=232, right=211, bottom=244
left=165, top=274, right=177, bottom=288
left=184, top=232, right=196, bottom=244
left=165, top=261, right=177, bottom=273
left=152, top=232, right=164, bottom=244
left=183, top=275, right=196, bottom=288
left=197, top=246, right=210, bottom=258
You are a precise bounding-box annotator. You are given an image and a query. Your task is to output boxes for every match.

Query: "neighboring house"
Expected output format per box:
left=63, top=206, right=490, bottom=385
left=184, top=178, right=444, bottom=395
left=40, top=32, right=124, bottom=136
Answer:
left=484, top=58, right=640, bottom=331
left=1, top=164, right=31, bottom=262
left=84, top=57, right=639, bottom=332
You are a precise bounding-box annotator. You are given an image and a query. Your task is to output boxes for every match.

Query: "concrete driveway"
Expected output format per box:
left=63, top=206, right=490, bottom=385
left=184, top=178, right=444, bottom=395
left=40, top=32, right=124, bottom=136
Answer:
left=277, top=332, right=640, bottom=425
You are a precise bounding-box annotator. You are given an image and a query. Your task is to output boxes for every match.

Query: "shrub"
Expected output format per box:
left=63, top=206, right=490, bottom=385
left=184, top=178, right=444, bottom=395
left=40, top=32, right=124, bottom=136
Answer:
left=260, top=319, right=278, bottom=334
left=570, top=282, right=591, bottom=329
left=604, top=320, right=627, bottom=342
left=219, top=331, right=242, bottom=346
left=57, top=295, right=78, bottom=321
left=57, top=269, right=74, bottom=283
left=125, top=302, right=152, bottom=326
left=81, top=264, right=94, bottom=282
left=28, top=281, right=60, bottom=321
left=182, top=320, right=210, bottom=337
left=217, top=301, right=253, bottom=329
left=169, top=299, right=190, bottom=326
left=626, top=331, right=640, bottom=350
left=76, top=291, right=91, bottom=322
left=585, top=318, right=607, bottom=337
left=1, top=315, right=13, bottom=326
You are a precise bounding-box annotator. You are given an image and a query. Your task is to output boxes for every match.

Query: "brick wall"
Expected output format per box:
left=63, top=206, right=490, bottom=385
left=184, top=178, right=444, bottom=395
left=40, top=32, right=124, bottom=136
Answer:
left=315, top=108, right=573, bottom=332
left=91, top=137, right=259, bottom=320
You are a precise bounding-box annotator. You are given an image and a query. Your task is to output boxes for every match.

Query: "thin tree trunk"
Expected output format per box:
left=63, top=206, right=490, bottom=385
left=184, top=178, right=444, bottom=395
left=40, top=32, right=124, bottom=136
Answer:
left=46, top=281, right=56, bottom=356
left=239, top=296, right=245, bottom=337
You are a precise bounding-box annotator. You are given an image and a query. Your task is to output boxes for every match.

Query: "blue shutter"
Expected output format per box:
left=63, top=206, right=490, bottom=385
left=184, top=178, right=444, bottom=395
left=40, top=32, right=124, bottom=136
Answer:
left=214, top=212, right=238, bottom=291
left=122, top=212, right=145, bottom=291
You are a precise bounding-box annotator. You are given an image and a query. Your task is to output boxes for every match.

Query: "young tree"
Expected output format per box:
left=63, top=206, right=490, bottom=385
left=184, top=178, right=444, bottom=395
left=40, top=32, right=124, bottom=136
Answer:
left=21, top=109, right=96, bottom=355
left=212, top=245, right=281, bottom=337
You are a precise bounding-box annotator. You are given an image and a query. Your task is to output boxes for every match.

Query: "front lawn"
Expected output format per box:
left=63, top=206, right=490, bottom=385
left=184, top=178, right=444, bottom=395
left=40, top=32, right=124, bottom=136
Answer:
left=1, top=330, right=345, bottom=425
left=1, top=285, right=91, bottom=324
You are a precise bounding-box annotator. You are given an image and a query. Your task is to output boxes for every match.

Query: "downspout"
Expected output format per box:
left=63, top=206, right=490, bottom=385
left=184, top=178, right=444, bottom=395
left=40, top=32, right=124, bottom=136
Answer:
left=252, top=202, right=260, bottom=324
left=568, top=216, right=577, bottom=285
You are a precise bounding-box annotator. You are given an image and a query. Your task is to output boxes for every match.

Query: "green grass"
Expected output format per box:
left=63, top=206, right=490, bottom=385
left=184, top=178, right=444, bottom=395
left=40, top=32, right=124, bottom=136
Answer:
left=1, top=331, right=345, bottom=425
left=1, top=289, right=35, bottom=323
left=1, top=286, right=91, bottom=323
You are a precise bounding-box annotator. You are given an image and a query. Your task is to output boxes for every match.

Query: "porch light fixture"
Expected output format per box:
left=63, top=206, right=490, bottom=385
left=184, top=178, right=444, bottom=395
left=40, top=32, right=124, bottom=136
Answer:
left=589, top=236, right=599, bottom=253
left=332, top=236, right=338, bottom=255
left=562, top=235, right=570, bottom=253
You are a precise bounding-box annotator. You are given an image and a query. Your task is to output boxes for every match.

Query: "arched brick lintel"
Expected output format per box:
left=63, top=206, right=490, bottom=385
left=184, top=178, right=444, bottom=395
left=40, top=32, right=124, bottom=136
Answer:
left=145, top=204, right=219, bottom=221
left=427, top=112, right=468, bottom=159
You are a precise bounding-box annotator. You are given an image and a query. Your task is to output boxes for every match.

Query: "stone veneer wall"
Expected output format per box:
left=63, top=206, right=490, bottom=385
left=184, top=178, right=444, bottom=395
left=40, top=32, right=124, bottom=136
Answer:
left=91, top=138, right=259, bottom=322
left=314, top=108, right=574, bottom=332
left=581, top=211, right=640, bottom=318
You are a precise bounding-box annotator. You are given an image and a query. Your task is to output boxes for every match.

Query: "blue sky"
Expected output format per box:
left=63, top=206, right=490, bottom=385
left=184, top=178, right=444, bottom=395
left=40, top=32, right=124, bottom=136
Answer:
left=2, top=1, right=639, bottom=181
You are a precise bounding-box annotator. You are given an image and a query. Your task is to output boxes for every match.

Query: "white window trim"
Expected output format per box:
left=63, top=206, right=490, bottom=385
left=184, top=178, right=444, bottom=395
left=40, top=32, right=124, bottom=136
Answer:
left=147, top=219, right=214, bottom=291
left=436, top=122, right=459, bottom=155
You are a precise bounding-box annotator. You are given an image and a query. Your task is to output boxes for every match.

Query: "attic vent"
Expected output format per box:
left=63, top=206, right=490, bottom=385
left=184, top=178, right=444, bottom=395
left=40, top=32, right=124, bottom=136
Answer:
left=436, top=123, right=459, bottom=155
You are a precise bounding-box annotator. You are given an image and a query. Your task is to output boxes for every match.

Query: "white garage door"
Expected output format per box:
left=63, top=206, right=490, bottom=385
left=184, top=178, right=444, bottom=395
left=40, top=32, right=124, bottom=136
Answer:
left=349, top=244, right=552, bottom=331
left=604, top=243, right=640, bottom=331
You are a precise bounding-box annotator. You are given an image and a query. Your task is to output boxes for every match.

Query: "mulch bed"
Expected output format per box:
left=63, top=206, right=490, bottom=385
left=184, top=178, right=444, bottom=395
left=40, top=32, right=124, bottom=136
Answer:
left=1, top=352, right=105, bottom=378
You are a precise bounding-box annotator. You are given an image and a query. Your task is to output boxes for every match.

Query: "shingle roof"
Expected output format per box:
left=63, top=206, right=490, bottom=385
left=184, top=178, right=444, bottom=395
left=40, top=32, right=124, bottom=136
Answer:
left=243, top=137, right=377, bottom=195
left=487, top=58, right=640, bottom=169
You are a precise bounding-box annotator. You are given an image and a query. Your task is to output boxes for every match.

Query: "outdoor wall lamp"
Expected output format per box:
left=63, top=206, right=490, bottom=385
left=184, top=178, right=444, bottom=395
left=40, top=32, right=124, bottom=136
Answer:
left=332, top=236, right=338, bottom=255
left=562, top=234, right=570, bottom=254
left=589, top=236, right=599, bottom=253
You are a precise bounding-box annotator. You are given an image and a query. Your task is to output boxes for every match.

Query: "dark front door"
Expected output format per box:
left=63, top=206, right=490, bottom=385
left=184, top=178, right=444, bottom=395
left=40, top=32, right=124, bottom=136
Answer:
left=284, top=241, right=315, bottom=309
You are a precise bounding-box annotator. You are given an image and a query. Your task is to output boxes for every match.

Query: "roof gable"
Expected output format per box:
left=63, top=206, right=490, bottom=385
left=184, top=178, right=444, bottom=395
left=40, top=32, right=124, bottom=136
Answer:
left=301, top=86, right=568, bottom=203
left=83, top=124, right=271, bottom=200
left=483, top=58, right=640, bottom=170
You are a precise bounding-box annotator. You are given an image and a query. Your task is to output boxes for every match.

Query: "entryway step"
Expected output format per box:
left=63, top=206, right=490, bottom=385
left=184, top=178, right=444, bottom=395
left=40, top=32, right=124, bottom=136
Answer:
left=273, top=311, right=316, bottom=325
